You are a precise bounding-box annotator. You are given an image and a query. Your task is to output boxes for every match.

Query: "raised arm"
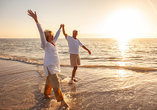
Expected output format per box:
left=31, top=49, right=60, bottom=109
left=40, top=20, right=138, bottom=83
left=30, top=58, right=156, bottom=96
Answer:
left=82, top=45, right=91, bottom=55
left=27, top=10, right=47, bottom=48
left=27, top=10, right=39, bottom=23
left=53, top=24, right=62, bottom=43
left=62, top=24, right=68, bottom=38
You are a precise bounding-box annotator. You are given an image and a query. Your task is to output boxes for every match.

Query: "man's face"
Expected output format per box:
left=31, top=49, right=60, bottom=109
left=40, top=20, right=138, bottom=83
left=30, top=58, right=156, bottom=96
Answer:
left=73, top=30, right=78, bottom=38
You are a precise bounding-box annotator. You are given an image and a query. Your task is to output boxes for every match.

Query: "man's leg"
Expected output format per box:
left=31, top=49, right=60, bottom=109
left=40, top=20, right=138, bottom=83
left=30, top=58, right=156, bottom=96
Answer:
left=70, top=54, right=80, bottom=83
left=72, top=66, right=78, bottom=81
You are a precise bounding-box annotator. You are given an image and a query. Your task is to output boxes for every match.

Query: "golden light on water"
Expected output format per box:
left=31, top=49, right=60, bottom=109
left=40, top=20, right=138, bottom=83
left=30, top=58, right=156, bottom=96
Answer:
left=116, top=37, right=131, bottom=77
left=116, top=37, right=130, bottom=68
left=102, top=8, right=148, bottom=69
left=117, top=37, right=130, bottom=57
left=117, top=70, right=127, bottom=77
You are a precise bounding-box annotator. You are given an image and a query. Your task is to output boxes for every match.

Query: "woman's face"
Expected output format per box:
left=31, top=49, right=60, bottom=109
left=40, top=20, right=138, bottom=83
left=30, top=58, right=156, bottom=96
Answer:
left=48, top=32, right=54, bottom=42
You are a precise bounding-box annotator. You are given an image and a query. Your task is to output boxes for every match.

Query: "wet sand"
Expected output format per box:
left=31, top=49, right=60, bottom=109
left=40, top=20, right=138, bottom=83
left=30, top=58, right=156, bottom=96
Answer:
left=1, top=59, right=157, bottom=110
left=0, top=60, right=60, bottom=110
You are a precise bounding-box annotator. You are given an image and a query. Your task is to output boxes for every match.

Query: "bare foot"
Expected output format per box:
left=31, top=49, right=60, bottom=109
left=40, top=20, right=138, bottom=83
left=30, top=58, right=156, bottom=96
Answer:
left=74, top=79, right=78, bottom=82
left=69, top=79, right=75, bottom=84
left=61, top=100, right=69, bottom=109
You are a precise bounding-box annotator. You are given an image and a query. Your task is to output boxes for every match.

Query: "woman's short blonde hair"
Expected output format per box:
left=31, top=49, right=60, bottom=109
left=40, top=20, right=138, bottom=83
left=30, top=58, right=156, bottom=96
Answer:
left=44, top=29, right=53, bottom=41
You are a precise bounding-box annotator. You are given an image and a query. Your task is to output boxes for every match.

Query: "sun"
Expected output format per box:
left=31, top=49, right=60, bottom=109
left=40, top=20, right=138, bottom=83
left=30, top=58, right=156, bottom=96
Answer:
left=102, top=8, right=149, bottom=39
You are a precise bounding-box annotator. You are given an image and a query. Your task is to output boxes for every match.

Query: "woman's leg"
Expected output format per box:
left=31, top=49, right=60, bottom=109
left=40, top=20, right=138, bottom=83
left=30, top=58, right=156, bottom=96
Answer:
left=48, top=73, right=63, bottom=102
left=44, top=76, right=52, bottom=97
left=47, top=69, right=69, bottom=108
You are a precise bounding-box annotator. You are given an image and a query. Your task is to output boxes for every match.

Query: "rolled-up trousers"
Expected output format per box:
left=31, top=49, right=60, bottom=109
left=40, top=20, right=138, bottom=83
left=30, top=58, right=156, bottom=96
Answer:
left=44, top=68, right=63, bottom=102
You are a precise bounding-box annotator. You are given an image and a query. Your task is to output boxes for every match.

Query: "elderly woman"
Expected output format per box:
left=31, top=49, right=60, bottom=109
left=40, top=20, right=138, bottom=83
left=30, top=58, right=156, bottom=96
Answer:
left=27, top=10, right=68, bottom=109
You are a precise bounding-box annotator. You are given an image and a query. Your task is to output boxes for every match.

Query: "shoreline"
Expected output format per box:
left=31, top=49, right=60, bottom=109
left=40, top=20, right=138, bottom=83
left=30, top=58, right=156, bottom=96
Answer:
left=1, top=59, right=157, bottom=110
left=0, top=59, right=71, bottom=110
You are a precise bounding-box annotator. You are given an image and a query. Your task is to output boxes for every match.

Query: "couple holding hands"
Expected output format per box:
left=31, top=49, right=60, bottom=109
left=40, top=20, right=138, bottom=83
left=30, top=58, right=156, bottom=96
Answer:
left=27, top=10, right=91, bottom=109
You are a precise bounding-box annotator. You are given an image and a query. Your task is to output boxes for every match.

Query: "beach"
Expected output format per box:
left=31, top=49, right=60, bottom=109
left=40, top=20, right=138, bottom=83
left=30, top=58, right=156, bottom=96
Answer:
left=1, top=59, right=157, bottom=110
left=2, top=0, right=157, bottom=109
left=1, top=38, right=157, bottom=109
left=0, top=59, right=70, bottom=110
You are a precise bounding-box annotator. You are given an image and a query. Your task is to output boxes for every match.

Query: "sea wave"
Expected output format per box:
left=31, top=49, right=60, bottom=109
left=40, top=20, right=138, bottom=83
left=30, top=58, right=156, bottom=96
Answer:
left=0, top=54, right=156, bottom=72
left=0, top=54, right=43, bottom=65
left=79, top=65, right=157, bottom=72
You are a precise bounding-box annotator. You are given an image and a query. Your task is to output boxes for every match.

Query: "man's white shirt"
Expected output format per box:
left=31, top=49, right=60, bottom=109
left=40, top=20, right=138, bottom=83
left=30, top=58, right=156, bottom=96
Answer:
left=66, top=36, right=83, bottom=54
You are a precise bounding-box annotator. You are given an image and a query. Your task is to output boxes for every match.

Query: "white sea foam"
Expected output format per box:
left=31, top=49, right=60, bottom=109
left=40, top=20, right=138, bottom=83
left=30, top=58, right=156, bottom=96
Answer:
left=61, top=77, right=71, bottom=83
left=0, top=54, right=43, bottom=65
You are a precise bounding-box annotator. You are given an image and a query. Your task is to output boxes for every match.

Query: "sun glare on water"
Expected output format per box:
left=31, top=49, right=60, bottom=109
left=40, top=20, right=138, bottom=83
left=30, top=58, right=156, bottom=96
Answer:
left=101, top=8, right=149, bottom=67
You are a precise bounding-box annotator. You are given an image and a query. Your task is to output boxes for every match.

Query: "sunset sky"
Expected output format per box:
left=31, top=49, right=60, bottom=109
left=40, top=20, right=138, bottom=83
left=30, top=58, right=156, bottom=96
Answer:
left=1, top=0, right=157, bottom=38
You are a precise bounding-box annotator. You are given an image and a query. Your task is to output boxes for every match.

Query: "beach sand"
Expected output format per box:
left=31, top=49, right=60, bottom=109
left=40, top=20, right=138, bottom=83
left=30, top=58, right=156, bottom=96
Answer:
left=0, top=59, right=44, bottom=109
left=1, top=59, right=157, bottom=110
left=0, top=59, right=71, bottom=110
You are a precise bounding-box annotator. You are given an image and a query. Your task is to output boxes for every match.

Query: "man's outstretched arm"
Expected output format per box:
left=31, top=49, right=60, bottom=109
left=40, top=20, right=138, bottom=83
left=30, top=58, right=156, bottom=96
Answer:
left=82, top=45, right=91, bottom=55
left=62, top=24, right=68, bottom=38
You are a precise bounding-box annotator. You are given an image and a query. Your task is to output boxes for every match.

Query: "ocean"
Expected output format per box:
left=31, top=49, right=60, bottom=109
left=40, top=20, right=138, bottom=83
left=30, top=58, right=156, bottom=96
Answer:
left=1, top=38, right=157, bottom=110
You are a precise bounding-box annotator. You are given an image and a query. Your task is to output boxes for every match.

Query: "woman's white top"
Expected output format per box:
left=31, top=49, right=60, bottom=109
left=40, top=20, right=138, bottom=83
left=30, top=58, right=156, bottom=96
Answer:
left=36, top=23, right=60, bottom=76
